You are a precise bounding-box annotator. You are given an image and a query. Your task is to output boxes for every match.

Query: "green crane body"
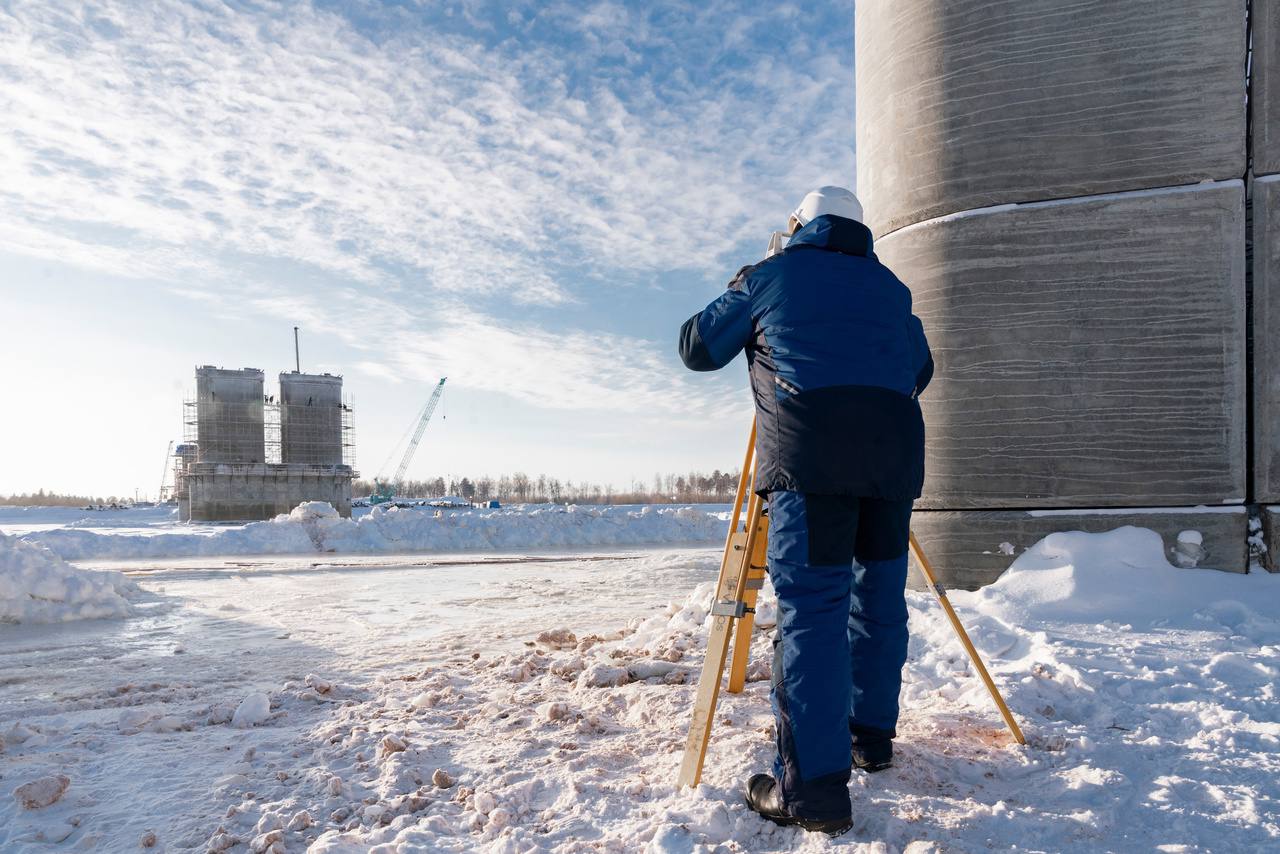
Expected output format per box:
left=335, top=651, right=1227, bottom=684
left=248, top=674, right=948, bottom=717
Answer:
left=371, top=377, right=447, bottom=505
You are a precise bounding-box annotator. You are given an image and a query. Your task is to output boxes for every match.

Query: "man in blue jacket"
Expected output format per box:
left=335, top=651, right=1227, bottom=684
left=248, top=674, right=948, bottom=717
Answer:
left=678, top=186, right=932, bottom=835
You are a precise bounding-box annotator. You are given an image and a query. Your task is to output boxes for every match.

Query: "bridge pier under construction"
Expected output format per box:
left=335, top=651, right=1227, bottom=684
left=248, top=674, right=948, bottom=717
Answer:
left=175, top=366, right=355, bottom=522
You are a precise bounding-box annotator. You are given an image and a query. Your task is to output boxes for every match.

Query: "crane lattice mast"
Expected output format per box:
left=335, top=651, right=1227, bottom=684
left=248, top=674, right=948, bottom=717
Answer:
left=372, top=377, right=447, bottom=504
left=158, top=440, right=174, bottom=502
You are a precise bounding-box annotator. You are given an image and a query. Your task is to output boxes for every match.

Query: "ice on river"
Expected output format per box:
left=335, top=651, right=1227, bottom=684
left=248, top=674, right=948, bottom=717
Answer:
left=2, top=531, right=1279, bottom=851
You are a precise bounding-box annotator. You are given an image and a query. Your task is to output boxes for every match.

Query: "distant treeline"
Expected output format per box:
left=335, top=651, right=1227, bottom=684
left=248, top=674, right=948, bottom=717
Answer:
left=353, top=470, right=742, bottom=505
left=1, top=490, right=127, bottom=507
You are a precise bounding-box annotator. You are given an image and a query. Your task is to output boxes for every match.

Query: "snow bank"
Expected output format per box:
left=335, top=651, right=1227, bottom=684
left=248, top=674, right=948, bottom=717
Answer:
left=0, top=533, right=136, bottom=624
left=25, top=503, right=727, bottom=561
left=968, top=526, right=1280, bottom=636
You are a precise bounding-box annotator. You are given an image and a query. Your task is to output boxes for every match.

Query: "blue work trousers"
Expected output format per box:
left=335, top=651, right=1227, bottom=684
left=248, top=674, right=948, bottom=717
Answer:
left=766, top=490, right=912, bottom=821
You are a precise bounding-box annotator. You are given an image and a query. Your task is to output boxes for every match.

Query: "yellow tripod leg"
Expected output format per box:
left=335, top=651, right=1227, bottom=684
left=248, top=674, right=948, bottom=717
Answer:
left=908, top=532, right=1026, bottom=744
left=727, top=510, right=768, bottom=693
left=678, top=425, right=761, bottom=788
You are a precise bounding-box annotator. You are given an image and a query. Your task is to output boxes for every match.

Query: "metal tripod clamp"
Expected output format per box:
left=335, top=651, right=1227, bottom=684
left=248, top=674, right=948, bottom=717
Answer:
left=710, top=600, right=753, bottom=619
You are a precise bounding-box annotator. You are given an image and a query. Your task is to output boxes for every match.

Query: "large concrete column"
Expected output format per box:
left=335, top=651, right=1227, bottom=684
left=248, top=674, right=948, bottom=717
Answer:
left=1253, top=2, right=1280, bottom=571
left=1257, top=177, right=1280, bottom=506
left=855, top=1, right=1252, bottom=585
left=279, top=372, right=345, bottom=466
left=1254, top=1, right=1279, bottom=177
left=1266, top=507, right=1280, bottom=571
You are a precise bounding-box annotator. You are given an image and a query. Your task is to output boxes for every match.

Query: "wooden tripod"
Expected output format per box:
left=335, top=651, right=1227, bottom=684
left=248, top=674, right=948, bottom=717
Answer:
left=677, top=420, right=1025, bottom=788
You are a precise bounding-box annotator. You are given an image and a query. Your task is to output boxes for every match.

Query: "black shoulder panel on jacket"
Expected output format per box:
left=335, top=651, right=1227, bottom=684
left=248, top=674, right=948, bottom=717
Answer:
left=679, top=311, right=719, bottom=371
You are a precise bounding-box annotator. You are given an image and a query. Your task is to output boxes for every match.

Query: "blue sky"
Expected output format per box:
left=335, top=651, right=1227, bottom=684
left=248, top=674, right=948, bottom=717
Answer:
left=0, top=0, right=855, bottom=498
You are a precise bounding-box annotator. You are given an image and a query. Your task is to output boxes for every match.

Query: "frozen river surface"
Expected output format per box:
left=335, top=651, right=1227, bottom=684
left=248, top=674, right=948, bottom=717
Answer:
left=3, top=539, right=1280, bottom=853
left=3, top=550, right=709, bottom=719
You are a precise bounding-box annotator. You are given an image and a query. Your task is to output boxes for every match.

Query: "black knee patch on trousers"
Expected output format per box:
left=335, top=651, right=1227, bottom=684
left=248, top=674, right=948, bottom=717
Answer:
left=801, top=494, right=859, bottom=565
left=789, top=494, right=913, bottom=565
left=852, top=498, right=912, bottom=562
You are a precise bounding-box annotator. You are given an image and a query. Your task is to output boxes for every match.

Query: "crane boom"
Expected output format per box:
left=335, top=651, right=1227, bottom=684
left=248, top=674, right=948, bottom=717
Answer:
left=158, top=440, right=174, bottom=502
left=372, top=377, right=447, bottom=504
left=392, top=377, right=447, bottom=488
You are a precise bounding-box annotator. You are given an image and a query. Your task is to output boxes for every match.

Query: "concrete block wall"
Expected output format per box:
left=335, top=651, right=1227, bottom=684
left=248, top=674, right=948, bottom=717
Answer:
left=856, top=0, right=1255, bottom=587
left=1255, top=3, right=1280, bottom=574
left=1254, top=1, right=1279, bottom=176
left=184, top=463, right=353, bottom=522
left=910, top=509, right=1250, bottom=590
left=1265, top=507, right=1280, bottom=571
left=855, top=0, right=1245, bottom=236
left=1256, top=178, right=1280, bottom=503
left=877, top=184, right=1246, bottom=510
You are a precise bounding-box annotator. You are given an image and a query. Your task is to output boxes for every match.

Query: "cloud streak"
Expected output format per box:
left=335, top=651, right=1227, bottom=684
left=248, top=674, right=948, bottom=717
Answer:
left=0, top=0, right=854, bottom=416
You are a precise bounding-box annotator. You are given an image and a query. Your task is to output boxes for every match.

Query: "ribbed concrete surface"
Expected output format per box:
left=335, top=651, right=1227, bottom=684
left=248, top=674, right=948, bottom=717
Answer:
left=855, top=0, right=1246, bottom=236
left=279, top=372, right=345, bottom=466
left=876, top=182, right=1247, bottom=509
left=1265, top=507, right=1280, bottom=572
left=195, top=367, right=267, bottom=465
left=1256, top=178, right=1280, bottom=502
left=1255, top=0, right=1279, bottom=175
left=909, top=508, right=1249, bottom=590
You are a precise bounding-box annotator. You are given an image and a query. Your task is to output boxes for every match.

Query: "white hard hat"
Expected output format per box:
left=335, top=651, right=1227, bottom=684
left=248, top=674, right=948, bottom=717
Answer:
left=789, top=186, right=863, bottom=231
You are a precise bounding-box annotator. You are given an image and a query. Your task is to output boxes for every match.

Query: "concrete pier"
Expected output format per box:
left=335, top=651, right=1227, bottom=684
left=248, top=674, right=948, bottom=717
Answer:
left=1265, top=507, right=1280, bottom=572
left=877, top=182, right=1246, bottom=510
left=855, top=0, right=1258, bottom=585
left=182, top=367, right=354, bottom=522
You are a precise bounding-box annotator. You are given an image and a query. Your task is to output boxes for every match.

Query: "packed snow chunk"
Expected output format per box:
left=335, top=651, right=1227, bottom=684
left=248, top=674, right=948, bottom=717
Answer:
left=286, top=501, right=340, bottom=522
left=304, top=673, right=333, bottom=694
left=1172, top=529, right=1206, bottom=568
left=379, top=734, right=407, bottom=756
left=0, top=533, right=135, bottom=624
left=535, top=628, right=578, bottom=650
left=969, top=526, right=1280, bottom=632
left=578, top=663, right=631, bottom=688
left=540, top=701, right=575, bottom=722
left=249, top=829, right=284, bottom=854
left=230, top=692, right=272, bottom=728
left=13, top=774, right=70, bottom=809
left=206, top=831, right=240, bottom=852
left=627, top=659, right=683, bottom=680
left=117, top=708, right=155, bottom=734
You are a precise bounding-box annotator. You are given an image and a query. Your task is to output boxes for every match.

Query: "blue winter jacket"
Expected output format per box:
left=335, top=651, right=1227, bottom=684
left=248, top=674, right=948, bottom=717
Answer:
left=679, top=214, right=933, bottom=499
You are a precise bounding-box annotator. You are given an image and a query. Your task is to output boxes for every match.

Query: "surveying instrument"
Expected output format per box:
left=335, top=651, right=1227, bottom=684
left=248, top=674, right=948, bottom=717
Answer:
left=676, top=233, right=1025, bottom=789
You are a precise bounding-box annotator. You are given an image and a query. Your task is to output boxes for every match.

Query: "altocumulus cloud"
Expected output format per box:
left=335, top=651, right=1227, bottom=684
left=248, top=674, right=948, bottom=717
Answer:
left=0, top=0, right=853, bottom=416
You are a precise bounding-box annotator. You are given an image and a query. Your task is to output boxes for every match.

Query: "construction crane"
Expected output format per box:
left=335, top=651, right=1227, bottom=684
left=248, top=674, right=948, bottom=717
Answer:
left=157, top=440, right=174, bottom=503
left=371, top=377, right=447, bottom=505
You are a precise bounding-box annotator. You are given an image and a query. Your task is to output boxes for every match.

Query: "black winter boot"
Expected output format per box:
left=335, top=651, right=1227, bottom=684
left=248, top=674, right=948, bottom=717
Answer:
left=744, top=774, right=853, bottom=837
left=851, top=743, right=893, bottom=773
left=850, top=723, right=894, bottom=773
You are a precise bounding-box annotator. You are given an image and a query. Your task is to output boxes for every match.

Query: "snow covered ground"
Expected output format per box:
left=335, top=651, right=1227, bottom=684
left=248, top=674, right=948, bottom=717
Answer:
left=2, top=523, right=1279, bottom=851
